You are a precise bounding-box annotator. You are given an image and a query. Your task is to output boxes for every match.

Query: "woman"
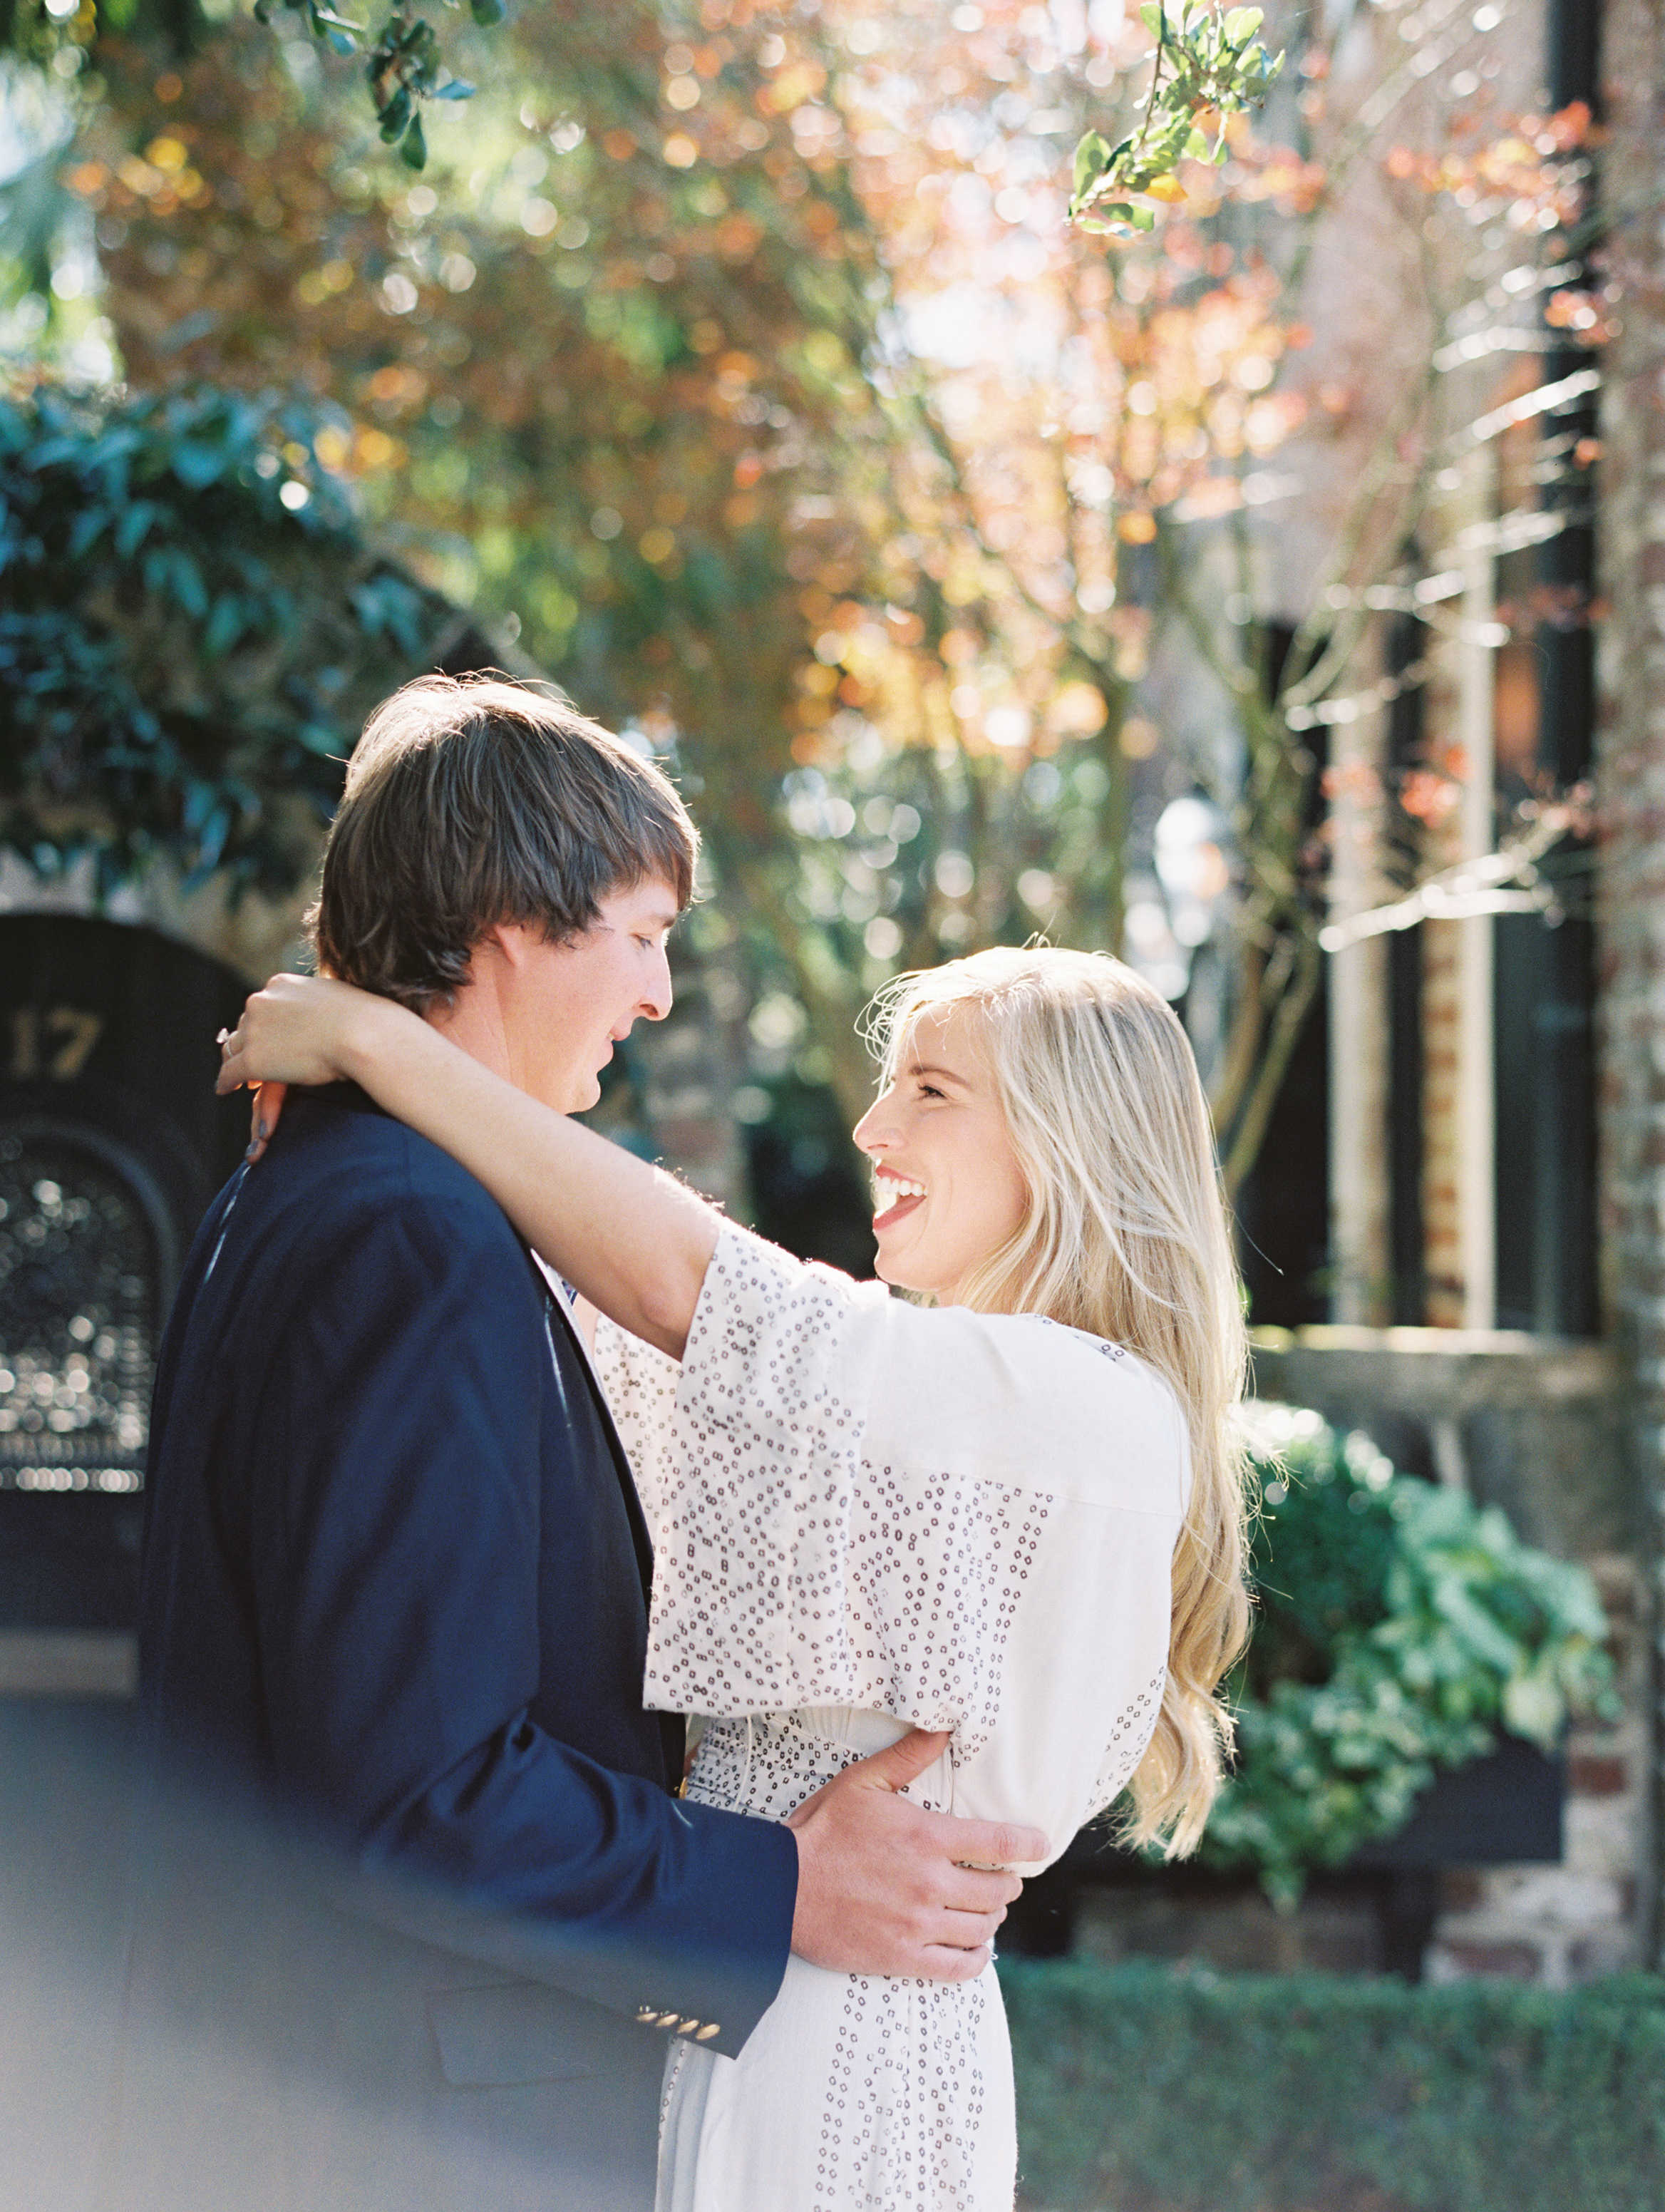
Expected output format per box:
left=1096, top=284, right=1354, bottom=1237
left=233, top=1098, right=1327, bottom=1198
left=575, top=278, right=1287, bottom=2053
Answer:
left=217, top=944, right=1249, bottom=2212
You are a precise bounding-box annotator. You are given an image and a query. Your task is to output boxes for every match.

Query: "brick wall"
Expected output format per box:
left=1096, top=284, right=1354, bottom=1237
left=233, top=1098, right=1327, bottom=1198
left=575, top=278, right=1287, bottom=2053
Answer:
left=1426, top=1556, right=1646, bottom=1985
left=1595, top=0, right=1665, bottom=1964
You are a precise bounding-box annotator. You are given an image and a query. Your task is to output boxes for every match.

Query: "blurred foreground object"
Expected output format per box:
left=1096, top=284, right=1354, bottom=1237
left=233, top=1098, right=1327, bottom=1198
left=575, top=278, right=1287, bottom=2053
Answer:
left=0, top=1700, right=679, bottom=2212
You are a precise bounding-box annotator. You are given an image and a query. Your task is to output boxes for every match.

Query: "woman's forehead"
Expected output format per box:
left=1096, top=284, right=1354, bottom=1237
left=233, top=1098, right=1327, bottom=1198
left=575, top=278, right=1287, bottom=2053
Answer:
left=892, top=999, right=992, bottom=1078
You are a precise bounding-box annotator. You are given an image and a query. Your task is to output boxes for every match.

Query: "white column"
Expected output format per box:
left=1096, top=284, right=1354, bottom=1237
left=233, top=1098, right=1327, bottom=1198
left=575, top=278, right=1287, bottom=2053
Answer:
left=1328, top=698, right=1390, bottom=1325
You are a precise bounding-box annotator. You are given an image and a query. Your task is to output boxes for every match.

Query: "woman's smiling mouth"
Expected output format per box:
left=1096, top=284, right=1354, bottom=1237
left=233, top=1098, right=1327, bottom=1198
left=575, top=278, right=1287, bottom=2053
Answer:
left=872, top=1171, right=927, bottom=1232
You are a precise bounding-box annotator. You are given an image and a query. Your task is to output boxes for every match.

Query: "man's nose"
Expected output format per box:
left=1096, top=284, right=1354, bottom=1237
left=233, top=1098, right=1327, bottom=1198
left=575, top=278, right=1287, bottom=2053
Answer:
left=641, top=947, right=673, bottom=1022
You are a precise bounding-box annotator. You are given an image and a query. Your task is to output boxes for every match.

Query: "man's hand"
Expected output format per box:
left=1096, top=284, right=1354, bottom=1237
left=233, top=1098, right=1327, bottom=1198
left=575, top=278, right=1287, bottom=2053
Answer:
left=785, top=1728, right=1047, bottom=1983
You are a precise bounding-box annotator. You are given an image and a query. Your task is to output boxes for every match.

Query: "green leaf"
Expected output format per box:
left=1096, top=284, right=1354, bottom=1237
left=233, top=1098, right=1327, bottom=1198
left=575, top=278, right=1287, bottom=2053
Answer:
left=67, top=506, right=108, bottom=558
left=400, top=113, right=428, bottom=170
left=1072, top=130, right=1112, bottom=200
left=378, top=87, right=412, bottom=141
left=202, top=595, right=247, bottom=659
left=1501, top=1665, right=1565, bottom=1749
left=114, top=500, right=157, bottom=557
left=470, top=0, right=505, bottom=23
left=1138, top=1, right=1163, bottom=35
left=433, top=76, right=475, bottom=98
left=169, top=550, right=209, bottom=621
left=169, top=441, right=226, bottom=491
left=1128, top=205, right=1156, bottom=231
left=1223, top=6, right=1262, bottom=40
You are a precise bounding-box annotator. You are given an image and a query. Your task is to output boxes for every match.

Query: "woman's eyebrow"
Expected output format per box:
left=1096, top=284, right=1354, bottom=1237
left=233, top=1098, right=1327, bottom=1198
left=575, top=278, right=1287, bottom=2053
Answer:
left=905, top=1061, right=966, bottom=1087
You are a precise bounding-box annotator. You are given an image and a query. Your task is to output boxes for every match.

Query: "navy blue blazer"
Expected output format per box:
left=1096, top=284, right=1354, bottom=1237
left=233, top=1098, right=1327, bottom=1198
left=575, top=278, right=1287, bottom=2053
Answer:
left=114, top=1084, right=797, bottom=2212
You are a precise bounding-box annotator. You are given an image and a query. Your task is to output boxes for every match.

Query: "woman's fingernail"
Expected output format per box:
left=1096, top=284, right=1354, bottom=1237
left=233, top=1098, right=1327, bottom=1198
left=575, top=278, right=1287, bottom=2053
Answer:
left=255, top=1121, right=269, bottom=1142
left=244, top=1141, right=261, bottom=1161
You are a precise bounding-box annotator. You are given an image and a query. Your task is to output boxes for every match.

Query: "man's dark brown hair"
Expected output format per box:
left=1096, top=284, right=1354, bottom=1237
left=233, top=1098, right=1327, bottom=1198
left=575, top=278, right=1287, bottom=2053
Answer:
left=310, top=674, right=699, bottom=1009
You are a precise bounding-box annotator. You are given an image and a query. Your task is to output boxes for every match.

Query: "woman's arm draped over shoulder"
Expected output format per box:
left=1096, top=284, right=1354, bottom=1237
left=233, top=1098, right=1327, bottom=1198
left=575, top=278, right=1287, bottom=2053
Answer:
left=219, top=977, right=719, bottom=1359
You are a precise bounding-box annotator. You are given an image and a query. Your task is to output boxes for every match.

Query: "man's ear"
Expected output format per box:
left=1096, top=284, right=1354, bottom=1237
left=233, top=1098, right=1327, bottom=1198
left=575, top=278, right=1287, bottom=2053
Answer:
left=478, top=921, right=535, bottom=971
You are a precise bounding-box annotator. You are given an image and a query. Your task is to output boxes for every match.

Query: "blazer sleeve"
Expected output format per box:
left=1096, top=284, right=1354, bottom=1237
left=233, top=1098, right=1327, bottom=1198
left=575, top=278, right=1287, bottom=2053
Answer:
left=239, top=1190, right=796, bottom=2057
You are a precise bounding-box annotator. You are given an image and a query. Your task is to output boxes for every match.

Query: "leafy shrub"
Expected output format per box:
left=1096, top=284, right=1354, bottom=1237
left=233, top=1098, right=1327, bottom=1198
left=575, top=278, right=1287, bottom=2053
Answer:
left=1001, top=1958, right=1665, bottom=2212
left=0, top=381, right=490, bottom=897
left=1200, top=1407, right=1616, bottom=1903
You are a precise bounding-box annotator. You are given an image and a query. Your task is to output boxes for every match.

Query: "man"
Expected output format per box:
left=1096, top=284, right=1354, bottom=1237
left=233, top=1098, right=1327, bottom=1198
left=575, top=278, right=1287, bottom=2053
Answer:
left=106, top=677, right=1041, bottom=2212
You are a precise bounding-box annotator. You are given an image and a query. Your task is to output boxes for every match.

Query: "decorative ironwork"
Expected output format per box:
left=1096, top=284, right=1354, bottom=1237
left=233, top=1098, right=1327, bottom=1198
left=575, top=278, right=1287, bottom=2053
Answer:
left=0, top=1130, right=155, bottom=1494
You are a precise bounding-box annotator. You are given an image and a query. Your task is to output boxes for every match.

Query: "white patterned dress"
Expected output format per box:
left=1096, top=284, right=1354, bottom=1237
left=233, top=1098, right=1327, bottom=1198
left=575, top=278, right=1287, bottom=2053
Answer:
left=592, top=1228, right=1189, bottom=2212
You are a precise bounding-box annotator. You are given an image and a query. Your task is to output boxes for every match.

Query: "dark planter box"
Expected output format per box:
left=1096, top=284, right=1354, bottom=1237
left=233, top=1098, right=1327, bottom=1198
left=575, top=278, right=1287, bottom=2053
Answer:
left=1002, top=1733, right=1565, bottom=1980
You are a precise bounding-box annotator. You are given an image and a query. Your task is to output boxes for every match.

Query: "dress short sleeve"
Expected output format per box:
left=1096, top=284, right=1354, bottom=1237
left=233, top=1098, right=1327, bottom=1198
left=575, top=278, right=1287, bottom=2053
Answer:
left=638, top=1227, right=1187, bottom=1776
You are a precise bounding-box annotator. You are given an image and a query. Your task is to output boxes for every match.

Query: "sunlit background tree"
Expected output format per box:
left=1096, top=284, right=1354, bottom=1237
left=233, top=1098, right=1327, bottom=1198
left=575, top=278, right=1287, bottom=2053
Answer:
left=1, top=0, right=1604, bottom=1252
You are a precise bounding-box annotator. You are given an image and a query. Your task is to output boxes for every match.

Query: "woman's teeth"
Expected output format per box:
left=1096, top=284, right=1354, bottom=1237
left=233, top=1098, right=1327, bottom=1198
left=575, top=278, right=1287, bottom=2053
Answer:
left=876, top=1176, right=926, bottom=1203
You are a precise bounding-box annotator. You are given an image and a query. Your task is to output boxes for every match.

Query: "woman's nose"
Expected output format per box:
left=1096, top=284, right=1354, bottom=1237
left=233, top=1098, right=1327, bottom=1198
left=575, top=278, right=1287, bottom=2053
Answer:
left=852, top=1094, right=895, bottom=1154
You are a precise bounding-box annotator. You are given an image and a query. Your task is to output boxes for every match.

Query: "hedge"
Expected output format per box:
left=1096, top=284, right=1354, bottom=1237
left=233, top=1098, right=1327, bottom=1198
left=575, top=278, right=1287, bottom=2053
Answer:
left=1001, top=1958, right=1665, bottom=2211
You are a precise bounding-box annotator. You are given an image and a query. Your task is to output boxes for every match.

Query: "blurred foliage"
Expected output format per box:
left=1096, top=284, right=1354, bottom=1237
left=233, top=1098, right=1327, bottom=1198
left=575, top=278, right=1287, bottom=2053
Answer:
left=0, top=0, right=498, bottom=165
left=0, top=1, right=1609, bottom=1188
left=1070, top=3, right=1282, bottom=236
left=738, top=1067, right=875, bottom=1277
left=1001, top=1958, right=1665, bottom=2212
left=1051, top=11, right=1602, bottom=1190
left=0, top=379, right=491, bottom=893
left=1199, top=1406, right=1617, bottom=1905
left=23, top=1, right=1153, bottom=1123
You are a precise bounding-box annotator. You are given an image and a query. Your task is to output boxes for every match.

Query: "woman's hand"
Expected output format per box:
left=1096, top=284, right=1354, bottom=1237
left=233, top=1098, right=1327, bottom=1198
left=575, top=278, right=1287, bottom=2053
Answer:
left=217, top=974, right=396, bottom=1159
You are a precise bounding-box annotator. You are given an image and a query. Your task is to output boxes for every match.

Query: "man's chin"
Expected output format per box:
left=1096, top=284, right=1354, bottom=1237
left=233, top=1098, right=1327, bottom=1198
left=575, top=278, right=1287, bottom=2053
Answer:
left=527, top=1070, right=602, bottom=1115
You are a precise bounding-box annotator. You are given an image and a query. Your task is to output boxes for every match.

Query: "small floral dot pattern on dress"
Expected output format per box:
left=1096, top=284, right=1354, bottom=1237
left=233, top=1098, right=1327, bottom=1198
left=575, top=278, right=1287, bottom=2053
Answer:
left=595, top=1226, right=1190, bottom=2212
left=1083, top=1666, right=1172, bottom=1826
left=614, top=1238, right=1063, bottom=1762
left=671, top=1710, right=990, bottom=2212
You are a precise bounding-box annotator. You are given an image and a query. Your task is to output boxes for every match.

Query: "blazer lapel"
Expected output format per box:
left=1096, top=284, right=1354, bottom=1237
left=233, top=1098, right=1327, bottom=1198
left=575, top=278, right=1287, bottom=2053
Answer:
left=535, top=1269, right=657, bottom=1603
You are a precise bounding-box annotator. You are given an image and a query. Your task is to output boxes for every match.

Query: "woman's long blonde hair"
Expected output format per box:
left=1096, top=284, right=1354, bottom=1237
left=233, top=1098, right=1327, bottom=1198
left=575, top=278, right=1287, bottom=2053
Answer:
left=867, top=945, right=1249, bottom=1857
